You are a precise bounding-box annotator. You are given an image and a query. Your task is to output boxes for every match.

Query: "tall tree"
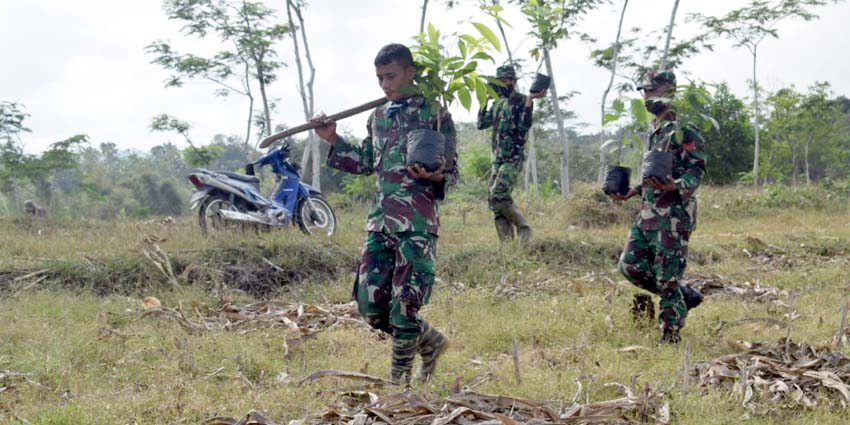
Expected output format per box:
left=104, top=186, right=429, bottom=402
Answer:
left=693, top=0, right=841, bottom=186
left=286, top=0, right=321, bottom=190
left=0, top=101, right=31, bottom=212
left=521, top=0, right=606, bottom=197
left=659, top=0, right=681, bottom=69
left=148, top=0, right=289, bottom=142
left=597, top=0, right=630, bottom=182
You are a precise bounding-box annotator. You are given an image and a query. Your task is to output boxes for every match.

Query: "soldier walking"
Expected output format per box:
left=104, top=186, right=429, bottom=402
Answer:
left=477, top=65, right=546, bottom=243
left=609, top=70, right=706, bottom=344
left=312, top=44, right=457, bottom=385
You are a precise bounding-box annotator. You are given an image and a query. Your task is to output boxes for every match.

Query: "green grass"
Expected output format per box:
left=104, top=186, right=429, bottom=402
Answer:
left=1, top=185, right=850, bottom=423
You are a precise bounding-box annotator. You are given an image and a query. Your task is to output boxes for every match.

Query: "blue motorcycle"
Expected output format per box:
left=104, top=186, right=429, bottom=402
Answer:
left=187, top=143, right=336, bottom=237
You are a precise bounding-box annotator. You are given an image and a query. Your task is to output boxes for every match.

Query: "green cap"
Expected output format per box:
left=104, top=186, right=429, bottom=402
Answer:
left=638, top=70, right=677, bottom=91
left=495, top=65, right=517, bottom=79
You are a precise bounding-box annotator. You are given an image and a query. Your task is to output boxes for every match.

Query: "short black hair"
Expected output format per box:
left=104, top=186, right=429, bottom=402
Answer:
left=374, top=43, right=415, bottom=68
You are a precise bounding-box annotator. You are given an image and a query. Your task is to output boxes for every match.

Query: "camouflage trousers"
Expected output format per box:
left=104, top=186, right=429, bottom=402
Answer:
left=488, top=161, right=522, bottom=214
left=618, top=224, right=691, bottom=332
left=354, top=231, right=437, bottom=340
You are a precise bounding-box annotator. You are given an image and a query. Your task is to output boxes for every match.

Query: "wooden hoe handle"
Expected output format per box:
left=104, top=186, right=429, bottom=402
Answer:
left=258, top=97, right=387, bottom=148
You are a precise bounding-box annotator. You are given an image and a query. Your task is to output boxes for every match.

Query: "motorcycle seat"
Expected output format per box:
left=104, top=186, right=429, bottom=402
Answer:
left=219, top=171, right=260, bottom=184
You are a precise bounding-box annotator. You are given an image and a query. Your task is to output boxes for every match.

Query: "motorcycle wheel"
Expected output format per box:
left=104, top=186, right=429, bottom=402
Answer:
left=295, top=195, right=336, bottom=237
left=198, top=195, right=243, bottom=234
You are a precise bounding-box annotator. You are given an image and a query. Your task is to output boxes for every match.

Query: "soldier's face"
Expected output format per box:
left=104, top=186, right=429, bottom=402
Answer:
left=376, top=60, right=416, bottom=101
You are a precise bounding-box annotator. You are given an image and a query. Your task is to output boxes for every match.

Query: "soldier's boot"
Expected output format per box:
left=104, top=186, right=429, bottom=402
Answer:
left=504, top=206, right=532, bottom=244
left=660, top=328, right=681, bottom=344
left=414, top=322, right=448, bottom=383
left=390, top=336, right=419, bottom=386
left=681, top=285, right=704, bottom=311
left=631, top=293, right=655, bottom=327
left=494, top=216, right=514, bottom=242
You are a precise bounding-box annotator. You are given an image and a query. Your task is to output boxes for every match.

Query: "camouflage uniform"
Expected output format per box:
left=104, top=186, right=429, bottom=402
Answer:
left=327, top=93, right=457, bottom=383
left=477, top=65, right=534, bottom=242
left=618, top=71, right=706, bottom=338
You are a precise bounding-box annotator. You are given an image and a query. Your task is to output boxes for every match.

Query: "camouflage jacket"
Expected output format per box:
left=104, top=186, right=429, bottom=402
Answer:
left=327, top=94, right=459, bottom=236
left=637, top=117, right=706, bottom=232
left=477, top=91, right=533, bottom=166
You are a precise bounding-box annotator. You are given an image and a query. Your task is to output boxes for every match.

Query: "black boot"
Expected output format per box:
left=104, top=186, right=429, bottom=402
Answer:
left=681, top=285, right=704, bottom=311
left=660, top=328, right=681, bottom=344
left=494, top=216, right=514, bottom=242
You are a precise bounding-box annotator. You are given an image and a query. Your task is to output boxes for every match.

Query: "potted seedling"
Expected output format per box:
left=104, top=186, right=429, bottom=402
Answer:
left=408, top=21, right=502, bottom=171
left=600, top=138, right=633, bottom=196
left=600, top=98, right=649, bottom=195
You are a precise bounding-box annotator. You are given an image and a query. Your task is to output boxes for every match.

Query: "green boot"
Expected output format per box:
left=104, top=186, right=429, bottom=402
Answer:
left=494, top=216, right=514, bottom=242
left=504, top=205, right=532, bottom=243
left=391, top=336, right=419, bottom=386
left=414, top=322, right=448, bottom=383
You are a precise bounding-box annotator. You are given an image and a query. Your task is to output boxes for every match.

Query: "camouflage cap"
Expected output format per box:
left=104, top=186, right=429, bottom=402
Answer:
left=495, top=65, right=517, bottom=79
left=638, top=70, right=677, bottom=91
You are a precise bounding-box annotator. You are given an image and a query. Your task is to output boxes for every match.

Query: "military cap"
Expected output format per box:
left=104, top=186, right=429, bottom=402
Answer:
left=638, top=70, right=677, bottom=91
left=495, top=65, right=517, bottom=79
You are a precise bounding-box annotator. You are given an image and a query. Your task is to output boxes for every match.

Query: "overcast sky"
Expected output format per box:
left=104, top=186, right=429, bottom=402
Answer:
left=2, top=0, right=849, bottom=154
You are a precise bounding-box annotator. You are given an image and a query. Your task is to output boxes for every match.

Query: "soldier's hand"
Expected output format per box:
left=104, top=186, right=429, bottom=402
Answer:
left=647, top=175, right=676, bottom=192
left=407, top=158, right=446, bottom=183
left=310, top=112, right=339, bottom=145
left=609, top=187, right=639, bottom=202
left=528, top=90, right=547, bottom=99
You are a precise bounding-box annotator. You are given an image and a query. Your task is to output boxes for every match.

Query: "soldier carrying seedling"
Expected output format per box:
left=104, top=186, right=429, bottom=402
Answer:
left=608, top=70, right=706, bottom=344
left=477, top=65, right=547, bottom=244
left=312, top=44, right=457, bottom=385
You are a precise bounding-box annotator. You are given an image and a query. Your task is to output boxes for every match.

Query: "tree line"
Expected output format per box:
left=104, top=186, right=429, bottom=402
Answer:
left=1, top=0, right=848, bottom=218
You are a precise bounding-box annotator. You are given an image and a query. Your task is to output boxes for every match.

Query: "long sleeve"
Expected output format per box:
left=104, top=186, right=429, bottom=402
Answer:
left=510, top=96, right=534, bottom=143
left=326, top=114, right=376, bottom=175
left=675, top=127, right=706, bottom=201
left=477, top=101, right=493, bottom=130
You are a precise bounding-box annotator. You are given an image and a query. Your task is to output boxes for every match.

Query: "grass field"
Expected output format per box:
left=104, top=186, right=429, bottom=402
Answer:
left=1, top=185, right=850, bottom=424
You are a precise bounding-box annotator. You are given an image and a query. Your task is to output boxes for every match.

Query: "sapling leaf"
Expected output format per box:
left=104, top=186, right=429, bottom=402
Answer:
left=472, top=22, right=501, bottom=51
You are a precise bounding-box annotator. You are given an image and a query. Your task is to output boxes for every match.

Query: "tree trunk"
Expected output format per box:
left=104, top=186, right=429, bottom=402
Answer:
left=288, top=0, right=321, bottom=190
left=420, top=0, right=429, bottom=34
left=751, top=48, right=761, bottom=186
left=543, top=49, right=570, bottom=197
left=257, top=60, right=272, bottom=137
left=243, top=60, right=255, bottom=156
left=660, top=0, right=680, bottom=70
left=523, top=129, right=539, bottom=200
left=492, top=0, right=513, bottom=63
left=804, top=136, right=811, bottom=184
left=599, top=0, right=630, bottom=183
left=791, top=140, right=798, bottom=185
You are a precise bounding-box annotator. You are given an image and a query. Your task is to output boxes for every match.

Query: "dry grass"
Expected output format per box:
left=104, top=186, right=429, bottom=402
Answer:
left=1, top=186, right=850, bottom=424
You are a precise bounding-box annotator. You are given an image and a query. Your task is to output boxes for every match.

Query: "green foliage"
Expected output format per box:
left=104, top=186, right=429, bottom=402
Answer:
left=411, top=21, right=501, bottom=115
left=520, top=0, right=606, bottom=59
left=459, top=141, right=491, bottom=182
left=676, top=83, right=754, bottom=184
left=341, top=174, right=377, bottom=202
left=762, top=82, right=850, bottom=184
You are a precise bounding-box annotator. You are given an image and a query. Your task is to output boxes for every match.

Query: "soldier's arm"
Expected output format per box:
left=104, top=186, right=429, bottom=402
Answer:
left=326, top=114, right=376, bottom=175
left=675, top=128, right=706, bottom=200
left=477, top=100, right=494, bottom=130
left=512, top=95, right=534, bottom=140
